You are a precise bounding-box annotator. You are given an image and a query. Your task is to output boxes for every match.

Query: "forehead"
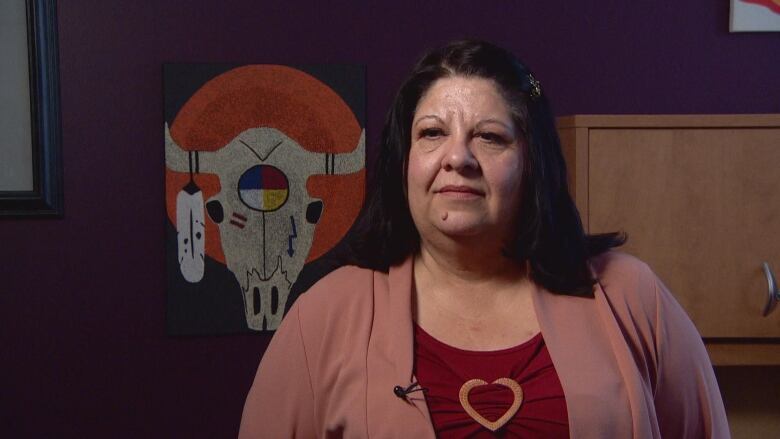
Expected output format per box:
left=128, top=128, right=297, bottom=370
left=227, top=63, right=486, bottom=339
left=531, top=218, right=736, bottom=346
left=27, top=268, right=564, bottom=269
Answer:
left=414, top=76, right=512, bottom=121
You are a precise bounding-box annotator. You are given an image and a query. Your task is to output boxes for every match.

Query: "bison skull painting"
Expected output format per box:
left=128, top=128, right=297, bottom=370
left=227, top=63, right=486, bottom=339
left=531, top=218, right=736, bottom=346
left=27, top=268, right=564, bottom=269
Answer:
left=164, top=65, right=365, bottom=333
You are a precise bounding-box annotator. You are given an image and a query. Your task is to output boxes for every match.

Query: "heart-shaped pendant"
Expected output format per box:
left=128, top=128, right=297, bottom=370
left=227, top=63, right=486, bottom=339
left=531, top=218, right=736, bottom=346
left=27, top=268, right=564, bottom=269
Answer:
left=458, top=378, right=523, bottom=432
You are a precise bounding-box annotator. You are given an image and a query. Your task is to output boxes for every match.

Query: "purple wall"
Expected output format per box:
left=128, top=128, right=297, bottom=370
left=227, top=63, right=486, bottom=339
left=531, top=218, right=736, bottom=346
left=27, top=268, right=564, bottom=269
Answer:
left=1, top=1, right=777, bottom=437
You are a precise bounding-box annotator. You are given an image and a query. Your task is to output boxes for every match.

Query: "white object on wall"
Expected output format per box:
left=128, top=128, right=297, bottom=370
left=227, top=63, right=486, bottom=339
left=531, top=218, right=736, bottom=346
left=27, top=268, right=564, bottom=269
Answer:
left=731, top=0, right=780, bottom=32
left=0, top=0, right=33, bottom=191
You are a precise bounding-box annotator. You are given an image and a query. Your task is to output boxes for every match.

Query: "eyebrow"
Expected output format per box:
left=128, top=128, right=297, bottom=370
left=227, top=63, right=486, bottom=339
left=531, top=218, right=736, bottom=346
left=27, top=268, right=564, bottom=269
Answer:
left=412, top=115, right=444, bottom=128
left=475, top=118, right=514, bottom=132
left=412, top=115, right=516, bottom=135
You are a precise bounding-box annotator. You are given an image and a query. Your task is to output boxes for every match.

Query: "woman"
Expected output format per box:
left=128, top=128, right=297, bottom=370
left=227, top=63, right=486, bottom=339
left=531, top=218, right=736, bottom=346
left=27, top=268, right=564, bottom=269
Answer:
left=239, top=40, right=729, bottom=438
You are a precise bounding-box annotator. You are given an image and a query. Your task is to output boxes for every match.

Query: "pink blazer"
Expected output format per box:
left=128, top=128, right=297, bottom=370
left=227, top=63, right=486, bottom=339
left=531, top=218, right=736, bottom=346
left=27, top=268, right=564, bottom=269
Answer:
left=239, top=252, right=729, bottom=438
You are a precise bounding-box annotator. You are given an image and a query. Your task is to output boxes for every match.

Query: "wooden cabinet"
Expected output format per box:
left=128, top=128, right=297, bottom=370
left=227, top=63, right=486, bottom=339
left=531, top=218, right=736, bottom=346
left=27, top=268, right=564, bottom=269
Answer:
left=557, top=115, right=780, bottom=365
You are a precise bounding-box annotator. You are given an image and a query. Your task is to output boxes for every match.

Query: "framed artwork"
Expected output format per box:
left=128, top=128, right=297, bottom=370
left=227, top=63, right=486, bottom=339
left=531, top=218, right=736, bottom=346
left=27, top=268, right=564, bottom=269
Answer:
left=164, top=63, right=365, bottom=334
left=0, top=0, right=63, bottom=217
left=731, top=0, right=780, bottom=31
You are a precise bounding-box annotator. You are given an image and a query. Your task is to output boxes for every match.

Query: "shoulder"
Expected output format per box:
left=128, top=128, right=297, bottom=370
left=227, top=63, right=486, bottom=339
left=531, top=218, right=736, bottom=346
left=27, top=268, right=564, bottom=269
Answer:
left=286, top=264, right=381, bottom=347
left=589, top=250, right=660, bottom=310
left=587, top=254, right=726, bottom=435
left=587, top=251, right=700, bottom=363
left=293, top=264, right=377, bottom=317
left=281, top=265, right=382, bottom=406
left=588, top=251, right=665, bottom=355
left=590, top=250, right=656, bottom=287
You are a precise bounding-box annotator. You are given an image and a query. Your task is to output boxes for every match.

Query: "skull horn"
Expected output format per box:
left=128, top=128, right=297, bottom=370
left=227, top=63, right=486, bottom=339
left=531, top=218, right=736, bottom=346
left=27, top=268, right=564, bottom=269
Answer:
left=164, top=123, right=218, bottom=174
left=332, top=129, right=365, bottom=175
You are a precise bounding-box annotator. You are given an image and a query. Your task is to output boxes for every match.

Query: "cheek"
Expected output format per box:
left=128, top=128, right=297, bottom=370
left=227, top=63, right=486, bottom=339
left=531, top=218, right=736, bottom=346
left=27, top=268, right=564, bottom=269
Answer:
left=406, top=150, right=438, bottom=194
left=489, top=159, right=525, bottom=208
left=406, top=150, right=439, bottom=221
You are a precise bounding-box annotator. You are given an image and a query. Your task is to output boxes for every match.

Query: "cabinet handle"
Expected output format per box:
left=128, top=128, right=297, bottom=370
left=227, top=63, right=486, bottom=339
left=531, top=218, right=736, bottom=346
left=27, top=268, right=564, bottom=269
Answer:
left=762, top=262, right=780, bottom=317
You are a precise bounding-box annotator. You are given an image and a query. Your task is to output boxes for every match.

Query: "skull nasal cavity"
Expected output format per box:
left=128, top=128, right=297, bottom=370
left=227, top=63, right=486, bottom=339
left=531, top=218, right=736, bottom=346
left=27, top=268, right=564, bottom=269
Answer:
left=271, top=286, right=279, bottom=314
left=253, top=287, right=261, bottom=315
left=251, top=286, right=281, bottom=316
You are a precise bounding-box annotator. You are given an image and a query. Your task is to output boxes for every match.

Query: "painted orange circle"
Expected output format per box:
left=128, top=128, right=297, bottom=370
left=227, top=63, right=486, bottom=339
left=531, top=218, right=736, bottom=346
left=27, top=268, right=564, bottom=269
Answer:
left=165, top=65, right=364, bottom=264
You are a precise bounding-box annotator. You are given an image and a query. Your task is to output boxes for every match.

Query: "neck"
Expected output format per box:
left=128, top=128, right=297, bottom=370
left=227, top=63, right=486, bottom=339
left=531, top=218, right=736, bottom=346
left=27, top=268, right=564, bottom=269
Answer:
left=412, top=238, right=534, bottom=330
left=415, top=235, right=526, bottom=287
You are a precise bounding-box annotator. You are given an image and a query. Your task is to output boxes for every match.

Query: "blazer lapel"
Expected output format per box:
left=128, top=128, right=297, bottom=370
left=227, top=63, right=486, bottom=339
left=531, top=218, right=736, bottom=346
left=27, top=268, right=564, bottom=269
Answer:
left=532, top=285, right=638, bottom=438
left=365, top=256, right=435, bottom=438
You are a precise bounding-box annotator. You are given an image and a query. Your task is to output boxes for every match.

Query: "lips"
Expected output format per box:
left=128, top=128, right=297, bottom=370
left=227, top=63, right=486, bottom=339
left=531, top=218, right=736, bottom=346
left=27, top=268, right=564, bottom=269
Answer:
left=436, top=185, right=485, bottom=196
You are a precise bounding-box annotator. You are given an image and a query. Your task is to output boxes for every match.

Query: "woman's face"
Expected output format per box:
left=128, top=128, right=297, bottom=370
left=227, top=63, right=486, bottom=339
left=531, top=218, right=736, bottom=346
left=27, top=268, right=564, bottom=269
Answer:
left=407, top=75, right=525, bottom=244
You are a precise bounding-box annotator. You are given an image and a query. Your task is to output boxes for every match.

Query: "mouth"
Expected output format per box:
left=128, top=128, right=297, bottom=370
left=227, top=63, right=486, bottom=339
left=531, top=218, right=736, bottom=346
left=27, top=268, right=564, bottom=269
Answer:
left=435, top=185, right=485, bottom=197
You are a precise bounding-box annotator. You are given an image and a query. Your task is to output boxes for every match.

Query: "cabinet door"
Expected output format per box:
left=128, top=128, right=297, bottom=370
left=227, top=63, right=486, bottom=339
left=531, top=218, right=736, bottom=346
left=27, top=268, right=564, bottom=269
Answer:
left=588, top=128, right=780, bottom=338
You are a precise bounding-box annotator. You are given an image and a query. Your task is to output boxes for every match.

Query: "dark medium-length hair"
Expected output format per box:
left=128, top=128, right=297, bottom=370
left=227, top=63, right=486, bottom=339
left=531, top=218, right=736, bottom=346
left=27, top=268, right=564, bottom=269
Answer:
left=344, top=40, right=625, bottom=296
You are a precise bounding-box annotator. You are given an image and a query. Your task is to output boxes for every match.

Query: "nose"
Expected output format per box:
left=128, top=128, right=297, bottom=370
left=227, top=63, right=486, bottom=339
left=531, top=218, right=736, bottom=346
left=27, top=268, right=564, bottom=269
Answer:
left=441, top=134, right=478, bottom=172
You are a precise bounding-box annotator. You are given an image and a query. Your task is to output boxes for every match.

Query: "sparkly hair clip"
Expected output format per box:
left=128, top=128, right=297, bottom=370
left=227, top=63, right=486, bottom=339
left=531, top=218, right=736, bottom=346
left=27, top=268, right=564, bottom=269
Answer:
left=528, top=74, right=541, bottom=100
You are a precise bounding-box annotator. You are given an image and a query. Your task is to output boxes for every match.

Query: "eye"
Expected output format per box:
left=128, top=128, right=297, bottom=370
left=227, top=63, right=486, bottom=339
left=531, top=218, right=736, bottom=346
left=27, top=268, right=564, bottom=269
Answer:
left=476, top=131, right=507, bottom=144
left=419, top=128, right=444, bottom=139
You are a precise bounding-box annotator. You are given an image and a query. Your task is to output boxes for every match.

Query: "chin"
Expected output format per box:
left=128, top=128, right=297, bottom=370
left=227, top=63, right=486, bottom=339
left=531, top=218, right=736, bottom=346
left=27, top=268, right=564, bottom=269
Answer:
left=434, top=216, right=487, bottom=238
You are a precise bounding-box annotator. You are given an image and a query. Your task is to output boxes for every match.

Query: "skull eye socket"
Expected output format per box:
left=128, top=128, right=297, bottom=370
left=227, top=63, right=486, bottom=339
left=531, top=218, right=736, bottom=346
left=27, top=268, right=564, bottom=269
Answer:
left=206, top=200, right=224, bottom=223
left=306, top=201, right=323, bottom=224
left=238, top=165, right=290, bottom=212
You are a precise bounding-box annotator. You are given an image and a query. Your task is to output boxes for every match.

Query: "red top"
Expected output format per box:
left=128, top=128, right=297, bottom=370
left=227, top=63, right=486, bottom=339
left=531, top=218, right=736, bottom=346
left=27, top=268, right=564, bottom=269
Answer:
left=413, top=324, right=569, bottom=438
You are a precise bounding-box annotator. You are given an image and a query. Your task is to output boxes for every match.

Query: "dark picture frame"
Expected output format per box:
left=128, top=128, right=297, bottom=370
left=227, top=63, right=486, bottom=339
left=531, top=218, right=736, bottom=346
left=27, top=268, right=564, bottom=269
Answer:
left=0, top=0, right=62, bottom=217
